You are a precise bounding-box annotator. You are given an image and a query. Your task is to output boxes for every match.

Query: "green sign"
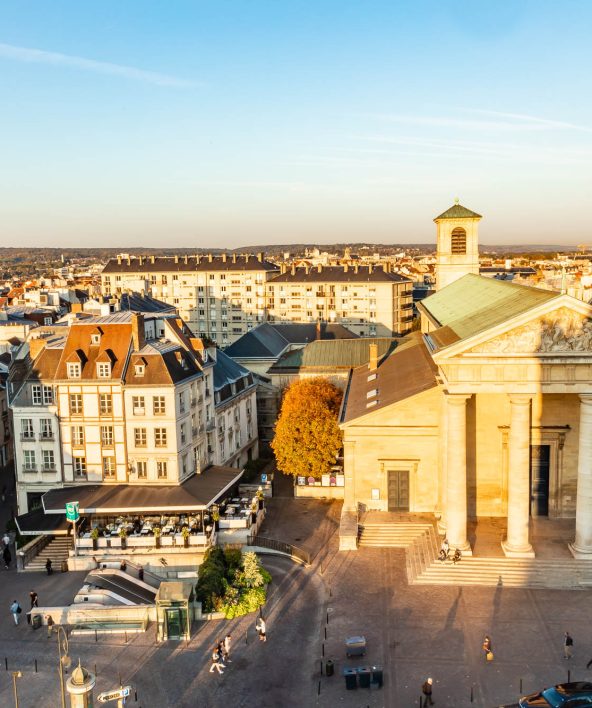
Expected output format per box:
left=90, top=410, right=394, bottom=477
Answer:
left=65, top=501, right=79, bottom=522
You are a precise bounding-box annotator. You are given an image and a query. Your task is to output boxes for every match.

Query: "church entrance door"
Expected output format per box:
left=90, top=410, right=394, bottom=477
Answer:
left=530, top=445, right=550, bottom=517
left=387, top=470, right=410, bottom=512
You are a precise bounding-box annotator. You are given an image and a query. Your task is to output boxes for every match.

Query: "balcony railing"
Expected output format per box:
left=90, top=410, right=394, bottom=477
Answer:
left=42, top=464, right=56, bottom=471
left=40, top=433, right=54, bottom=441
left=22, top=465, right=37, bottom=472
left=20, top=433, right=35, bottom=441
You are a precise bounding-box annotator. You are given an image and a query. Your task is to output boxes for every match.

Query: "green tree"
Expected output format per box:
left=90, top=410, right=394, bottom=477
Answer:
left=271, top=377, right=343, bottom=479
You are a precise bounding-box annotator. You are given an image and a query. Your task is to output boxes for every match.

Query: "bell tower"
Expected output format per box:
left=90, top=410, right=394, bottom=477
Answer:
left=434, top=200, right=482, bottom=290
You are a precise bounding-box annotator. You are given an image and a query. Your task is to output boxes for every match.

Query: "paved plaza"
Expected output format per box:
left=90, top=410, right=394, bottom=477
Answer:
left=1, top=484, right=592, bottom=706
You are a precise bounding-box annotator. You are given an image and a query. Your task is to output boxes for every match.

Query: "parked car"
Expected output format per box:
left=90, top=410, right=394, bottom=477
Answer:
left=518, top=682, right=592, bottom=707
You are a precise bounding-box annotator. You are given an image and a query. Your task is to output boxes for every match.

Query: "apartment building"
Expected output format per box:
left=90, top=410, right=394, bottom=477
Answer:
left=8, top=312, right=258, bottom=514
left=266, top=264, right=414, bottom=337
left=100, top=254, right=280, bottom=347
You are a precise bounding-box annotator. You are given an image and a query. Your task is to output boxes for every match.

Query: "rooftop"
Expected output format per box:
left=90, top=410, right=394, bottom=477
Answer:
left=269, top=337, right=397, bottom=373
left=434, top=203, right=482, bottom=220
left=102, top=254, right=279, bottom=274
left=269, top=266, right=411, bottom=284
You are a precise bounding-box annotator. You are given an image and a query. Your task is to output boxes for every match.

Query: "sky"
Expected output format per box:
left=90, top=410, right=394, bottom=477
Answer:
left=1, top=1, right=591, bottom=248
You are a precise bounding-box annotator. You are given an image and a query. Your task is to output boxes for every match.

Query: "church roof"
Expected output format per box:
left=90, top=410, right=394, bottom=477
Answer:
left=419, top=274, right=559, bottom=346
left=434, top=203, right=482, bottom=220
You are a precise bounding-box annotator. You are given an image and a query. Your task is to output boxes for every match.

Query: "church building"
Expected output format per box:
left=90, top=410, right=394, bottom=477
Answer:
left=339, top=203, right=592, bottom=559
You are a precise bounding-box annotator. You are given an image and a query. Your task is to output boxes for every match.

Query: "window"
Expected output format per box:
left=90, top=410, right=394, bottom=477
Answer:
left=132, top=396, right=145, bottom=414
left=134, top=428, right=147, bottom=447
left=91, top=333, right=101, bottom=345
left=178, top=392, right=185, bottom=413
left=182, top=454, right=189, bottom=476
left=154, top=428, right=167, bottom=447
left=153, top=396, right=166, bottom=415
left=101, top=425, right=114, bottom=446
left=134, top=363, right=145, bottom=377
left=21, top=419, right=34, bottom=439
left=32, top=385, right=42, bottom=406
left=42, top=450, right=55, bottom=470
left=67, top=362, right=81, bottom=378
left=23, top=450, right=36, bottom=470
left=451, top=227, right=467, bottom=254
left=44, top=316, right=52, bottom=326
left=180, top=423, right=186, bottom=445
left=42, top=386, right=53, bottom=405
left=99, top=394, right=112, bottom=415
left=73, top=456, right=87, bottom=479
left=157, top=461, right=167, bottom=479
left=40, top=419, right=53, bottom=439
left=71, top=426, right=84, bottom=446
left=102, top=457, right=116, bottom=479
left=97, top=363, right=111, bottom=378
left=135, top=460, right=146, bottom=479
left=69, top=394, right=83, bottom=415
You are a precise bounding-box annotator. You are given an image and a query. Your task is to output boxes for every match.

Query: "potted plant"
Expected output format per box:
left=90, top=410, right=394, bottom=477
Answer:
left=91, top=527, right=100, bottom=551
left=153, top=526, right=161, bottom=549
left=119, top=527, right=127, bottom=550
left=181, top=526, right=190, bottom=548
left=211, top=509, right=220, bottom=531
left=256, top=489, right=265, bottom=511
left=250, top=501, right=258, bottom=524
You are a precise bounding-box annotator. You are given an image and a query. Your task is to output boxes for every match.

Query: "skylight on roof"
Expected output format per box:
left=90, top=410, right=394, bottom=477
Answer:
left=366, top=389, right=378, bottom=399
left=366, top=399, right=377, bottom=408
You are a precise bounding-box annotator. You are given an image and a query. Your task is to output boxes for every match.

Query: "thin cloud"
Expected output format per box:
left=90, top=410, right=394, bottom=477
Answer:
left=466, top=108, right=592, bottom=132
left=0, top=42, right=196, bottom=87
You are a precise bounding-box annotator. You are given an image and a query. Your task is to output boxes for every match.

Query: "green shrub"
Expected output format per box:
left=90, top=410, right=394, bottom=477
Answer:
left=224, top=548, right=243, bottom=575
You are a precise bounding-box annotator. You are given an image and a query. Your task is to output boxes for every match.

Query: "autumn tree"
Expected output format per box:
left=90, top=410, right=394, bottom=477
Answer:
left=271, top=378, right=343, bottom=479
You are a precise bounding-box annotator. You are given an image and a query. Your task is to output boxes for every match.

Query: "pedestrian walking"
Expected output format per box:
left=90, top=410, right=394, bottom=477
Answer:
left=10, top=600, right=21, bottom=625
left=29, top=591, right=39, bottom=609
left=2, top=531, right=10, bottom=547
left=564, top=631, right=574, bottom=659
left=3, top=545, right=11, bottom=569
left=482, top=635, right=493, bottom=661
left=46, top=615, right=55, bottom=638
left=45, top=558, right=53, bottom=575
left=256, top=616, right=267, bottom=642
left=421, top=677, right=434, bottom=707
left=209, top=645, right=224, bottom=675
left=223, top=634, right=232, bottom=662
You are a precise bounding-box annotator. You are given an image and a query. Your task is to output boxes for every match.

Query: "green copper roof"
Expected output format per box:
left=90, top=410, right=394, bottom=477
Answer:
left=434, top=203, right=482, bottom=220
left=421, top=274, right=559, bottom=343
left=269, top=337, right=397, bottom=372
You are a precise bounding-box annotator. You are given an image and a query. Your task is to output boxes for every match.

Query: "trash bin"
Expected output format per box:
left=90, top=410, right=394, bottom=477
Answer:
left=32, top=614, right=42, bottom=630
left=371, top=665, right=383, bottom=688
left=345, top=635, right=366, bottom=657
left=61, top=560, right=68, bottom=573
left=325, top=660, right=334, bottom=677
left=343, top=668, right=357, bottom=690
left=358, top=666, right=372, bottom=688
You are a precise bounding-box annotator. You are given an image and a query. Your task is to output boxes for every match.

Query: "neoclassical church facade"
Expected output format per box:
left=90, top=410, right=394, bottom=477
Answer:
left=339, top=203, right=592, bottom=558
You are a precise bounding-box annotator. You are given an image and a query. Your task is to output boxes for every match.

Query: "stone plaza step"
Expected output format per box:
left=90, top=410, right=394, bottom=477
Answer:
left=358, top=522, right=435, bottom=548
left=23, top=537, right=73, bottom=572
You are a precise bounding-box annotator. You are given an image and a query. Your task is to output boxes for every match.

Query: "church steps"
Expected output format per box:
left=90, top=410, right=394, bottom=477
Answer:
left=358, top=522, right=435, bottom=548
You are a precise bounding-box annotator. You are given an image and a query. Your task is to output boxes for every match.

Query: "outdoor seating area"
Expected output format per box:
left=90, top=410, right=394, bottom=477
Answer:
left=217, top=492, right=265, bottom=530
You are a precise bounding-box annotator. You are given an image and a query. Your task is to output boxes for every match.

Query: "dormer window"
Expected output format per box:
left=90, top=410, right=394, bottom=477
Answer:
left=67, top=362, right=81, bottom=379
left=91, top=333, right=101, bottom=345
left=135, top=363, right=145, bottom=377
left=97, top=362, right=111, bottom=378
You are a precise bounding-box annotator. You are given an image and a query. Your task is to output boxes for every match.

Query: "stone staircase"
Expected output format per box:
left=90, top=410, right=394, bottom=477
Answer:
left=358, top=521, right=436, bottom=548
left=23, top=536, right=73, bottom=572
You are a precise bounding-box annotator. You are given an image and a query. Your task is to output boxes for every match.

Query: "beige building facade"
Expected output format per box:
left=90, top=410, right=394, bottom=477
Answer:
left=339, top=204, right=592, bottom=559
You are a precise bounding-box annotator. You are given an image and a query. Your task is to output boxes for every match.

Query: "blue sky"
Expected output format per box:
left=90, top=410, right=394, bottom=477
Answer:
left=1, top=1, right=591, bottom=248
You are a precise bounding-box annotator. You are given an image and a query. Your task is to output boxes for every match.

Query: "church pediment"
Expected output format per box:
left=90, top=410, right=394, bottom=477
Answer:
left=468, top=307, right=592, bottom=355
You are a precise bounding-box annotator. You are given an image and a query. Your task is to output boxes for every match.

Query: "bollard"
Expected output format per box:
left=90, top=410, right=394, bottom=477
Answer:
left=135, top=690, right=138, bottom=702
left=520, top=678, right=523, bottom=693
left=568, top=669, right=571, bottom=683
left=318, top=680, right=321, bottom=695
left=95, top=629, right=98, bottom=643
left=119, top=672, right=122, bottom=687
left=35, top=659, right=38, bottom=673
left=125, top=631, right=128, bottom=644
left=326, top=611, right=329, bottom=625
left=470, top=685, right=474, bottom=702
left=5, top=657, right=7, bottom=671
left=324, top=627, right=327, bottom=640
left=320, top=659, right=323, bottom=676
left=322, top=643, right=325, bottom=657
left=245, top=629, right=248, bottom=645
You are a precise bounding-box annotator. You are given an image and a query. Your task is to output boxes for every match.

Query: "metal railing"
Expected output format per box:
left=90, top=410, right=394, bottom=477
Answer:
left=247, top=535, right=311, bottom=566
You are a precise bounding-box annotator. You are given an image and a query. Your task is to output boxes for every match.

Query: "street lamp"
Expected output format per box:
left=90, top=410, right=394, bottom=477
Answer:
left=57, top=626, right=71, bottom=708
left=12, top=670, right=22, bottom=708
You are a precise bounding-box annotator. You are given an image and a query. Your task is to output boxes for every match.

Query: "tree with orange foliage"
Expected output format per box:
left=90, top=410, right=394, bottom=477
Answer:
left=271, top=378, right=343, bottom=479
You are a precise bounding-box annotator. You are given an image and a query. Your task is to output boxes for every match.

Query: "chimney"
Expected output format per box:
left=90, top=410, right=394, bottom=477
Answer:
left=131, top=313, right=146, bottom=351
left=305, top=265, right=310, bottom=275
left=174, top=255, right=179, bottom=263
left=127, top=257, right=131, bottom=265
left=150, top=256, right=155, bottom=264
left=316, top=319, right=321, bottom=340
left=196, top=255, right=201, bottom=265
left=245, top=254, right=250, bottom=262
left=368, top=264, right=373, bottom=274
left=222, top=253, right=227, bottom=263
left=368, top=342, right=378, bottom=371
left=280, top=263, right=287, bottom=274
left=317, top=265, right=322, bottom=273
left=354, top=264, right=359, bottom=274
left=232, top=253, right=237, bottom=263
left=138, top=256, right=143, bottom=266
left=117, top=256, right=122, bottom=265
left=184, top=254, right=188, bottom=264
left=344, top=264, right=349, bottom=273
left=257, top=252, right=264, bottom=262
left=208, top=253, right=213, bottom=263
left=382, top=262, right=389, bottom=273
left=291, top=265, right=296, bottom=276
left=29, top=337, right=47, bottom=360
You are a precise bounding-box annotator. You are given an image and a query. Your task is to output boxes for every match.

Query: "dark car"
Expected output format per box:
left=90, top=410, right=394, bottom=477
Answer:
left=519, top=682, right=592, bottom=707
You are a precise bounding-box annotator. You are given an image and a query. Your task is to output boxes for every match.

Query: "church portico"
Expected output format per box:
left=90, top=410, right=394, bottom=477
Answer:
left=338, top=203, right=592, bottom=565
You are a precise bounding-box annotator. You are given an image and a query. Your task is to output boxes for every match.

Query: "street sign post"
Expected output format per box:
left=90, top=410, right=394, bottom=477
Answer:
left=97, top=685, right=131, bottom=704
left=65, top=502, right=80, bottom=557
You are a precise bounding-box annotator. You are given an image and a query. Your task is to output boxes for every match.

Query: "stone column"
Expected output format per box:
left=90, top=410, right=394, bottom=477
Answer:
left=437, top=392, right=448, bottom=533
left=339, top=440, right=359, bottom=551
left=570, top=395, right=592, bottom=558
left=445, top=393, right=471, bottom=553
left=502, top=394, right=534, bottom=557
